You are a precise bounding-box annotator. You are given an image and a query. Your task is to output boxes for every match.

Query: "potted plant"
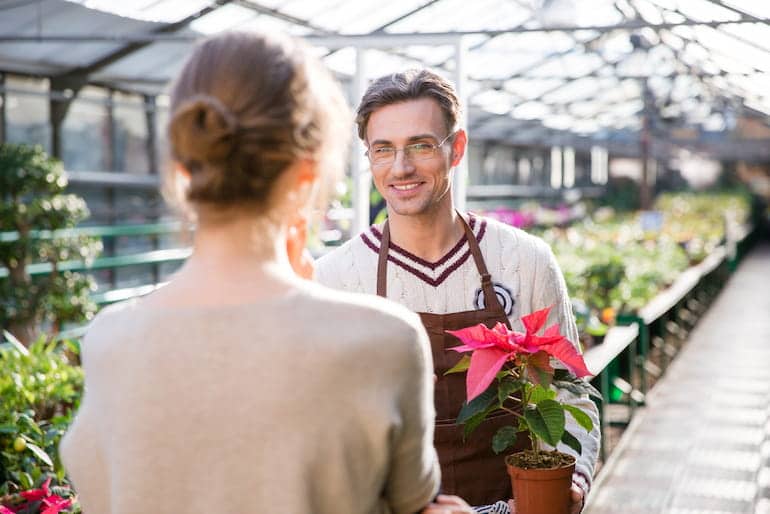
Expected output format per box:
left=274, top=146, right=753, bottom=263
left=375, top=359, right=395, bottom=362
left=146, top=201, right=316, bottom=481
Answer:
left=0, top=143, right=101, bottom=345
left=446, top=306, right=600, bottom=514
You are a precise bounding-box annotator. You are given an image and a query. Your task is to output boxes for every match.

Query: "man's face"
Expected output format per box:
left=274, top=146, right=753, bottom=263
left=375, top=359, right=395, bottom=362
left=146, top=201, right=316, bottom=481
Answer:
left=365, top=98, right=464, bottom=218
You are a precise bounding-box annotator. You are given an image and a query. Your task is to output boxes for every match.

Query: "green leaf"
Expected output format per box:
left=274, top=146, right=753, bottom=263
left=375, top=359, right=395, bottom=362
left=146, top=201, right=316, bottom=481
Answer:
left=524, top=399, right=565, bottom=447
left=553, top=379, right=602, bottom=402
left=492, top=426, right=520, bottom=455
left=12, top=471, right=34, bottom=490
left=3, top=330, right=30, bottom=356
left=457, top=384, right=497, bottom=425
left=528, top=384, right=556, bottom=404
left=497, top=379, right=522, bottom=406
left=444, top=355, right=471, bottom=375
left=462, top=404, right=498, bottom=439
left=561, top=430, right=583, bottom=455
left=17, top=414, right=43, bottom=436
left=26, top=442, right=54, bottom=467
left=533, top=367, right=553, bottom=388
left=563, top=404, right=594, bottom=432
left=0, top=424, right=17, bottom=434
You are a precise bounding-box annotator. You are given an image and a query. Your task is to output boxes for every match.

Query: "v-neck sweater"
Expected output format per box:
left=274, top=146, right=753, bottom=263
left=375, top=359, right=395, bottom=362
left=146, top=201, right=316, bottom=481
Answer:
left=316, top=214, right=600, bottom=496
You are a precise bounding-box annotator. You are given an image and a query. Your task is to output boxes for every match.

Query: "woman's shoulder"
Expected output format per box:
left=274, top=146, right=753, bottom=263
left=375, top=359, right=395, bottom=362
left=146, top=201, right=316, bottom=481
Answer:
left=297, top=280, right=423, bottom=334
left=77, top=299, right=143, bottom=361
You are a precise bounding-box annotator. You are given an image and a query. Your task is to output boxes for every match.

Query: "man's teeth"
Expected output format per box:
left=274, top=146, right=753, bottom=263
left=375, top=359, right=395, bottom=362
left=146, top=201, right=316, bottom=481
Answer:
left=393, top=183, right=419, bottom=191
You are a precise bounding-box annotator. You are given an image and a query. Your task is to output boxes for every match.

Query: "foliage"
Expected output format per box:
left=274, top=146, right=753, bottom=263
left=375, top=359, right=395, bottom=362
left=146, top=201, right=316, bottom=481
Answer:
left=447, top=307, right=599, bottom=467
left=529, top=191, right=751, bottom=341
left=0, top=144, right=101, bottom=344
left=0, top=332, right=82, bottom=507
left=0, top=476, right=79, bottom=514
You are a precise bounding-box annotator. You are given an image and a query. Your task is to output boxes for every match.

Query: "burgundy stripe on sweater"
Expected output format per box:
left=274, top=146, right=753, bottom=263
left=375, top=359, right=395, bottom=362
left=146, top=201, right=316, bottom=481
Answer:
left=361, top=216, right=487, bottom=287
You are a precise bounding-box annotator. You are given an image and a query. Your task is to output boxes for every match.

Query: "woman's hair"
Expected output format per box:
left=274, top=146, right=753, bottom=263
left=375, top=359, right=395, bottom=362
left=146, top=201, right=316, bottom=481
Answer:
left=355, top=69, right=460, bottom=142
left=167, top=31, right=350, bottom=212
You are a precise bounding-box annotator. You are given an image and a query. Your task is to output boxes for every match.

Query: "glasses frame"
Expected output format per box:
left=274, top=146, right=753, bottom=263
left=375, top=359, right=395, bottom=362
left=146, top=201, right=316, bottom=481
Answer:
left=365, top=131, right=456, bottom=168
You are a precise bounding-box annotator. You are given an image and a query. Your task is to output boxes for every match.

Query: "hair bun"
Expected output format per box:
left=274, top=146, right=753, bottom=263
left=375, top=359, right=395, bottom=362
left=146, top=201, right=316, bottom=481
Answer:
left=169, top=94, right=239, bottom=166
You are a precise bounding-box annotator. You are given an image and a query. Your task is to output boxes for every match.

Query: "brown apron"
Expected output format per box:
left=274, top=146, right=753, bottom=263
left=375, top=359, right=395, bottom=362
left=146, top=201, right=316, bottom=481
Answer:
left=377, top=214, right=530, bottom=506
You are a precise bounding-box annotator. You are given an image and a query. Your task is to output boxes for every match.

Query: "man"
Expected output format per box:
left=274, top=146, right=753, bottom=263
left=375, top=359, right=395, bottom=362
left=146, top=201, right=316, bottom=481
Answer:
left=316, top=69, right=599, bottom=513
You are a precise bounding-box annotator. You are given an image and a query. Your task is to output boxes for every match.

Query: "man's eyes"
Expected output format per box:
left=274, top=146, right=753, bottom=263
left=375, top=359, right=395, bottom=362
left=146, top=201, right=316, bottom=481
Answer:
left=408, top=143, right=433, bottom=151
left=372, top=147, right=395, bottom=154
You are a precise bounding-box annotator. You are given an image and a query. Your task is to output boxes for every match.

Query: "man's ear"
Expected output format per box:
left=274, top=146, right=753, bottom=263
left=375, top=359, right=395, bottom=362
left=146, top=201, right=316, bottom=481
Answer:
left=450, top=129, right=467, bottom=167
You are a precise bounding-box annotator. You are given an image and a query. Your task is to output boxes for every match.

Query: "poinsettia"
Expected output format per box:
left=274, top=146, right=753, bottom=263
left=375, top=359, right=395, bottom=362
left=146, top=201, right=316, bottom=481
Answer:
left=446, top=305, right=599, bottom=460
left=0, top=477, right=76, bottom=514
left=448, top=306, right=591, bottom=401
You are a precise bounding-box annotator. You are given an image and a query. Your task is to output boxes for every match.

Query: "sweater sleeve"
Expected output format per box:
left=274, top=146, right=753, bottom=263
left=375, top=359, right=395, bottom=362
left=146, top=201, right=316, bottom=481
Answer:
left=535, top=242, right=601, bottom=498
left=384, top=319, right=442, bottom=514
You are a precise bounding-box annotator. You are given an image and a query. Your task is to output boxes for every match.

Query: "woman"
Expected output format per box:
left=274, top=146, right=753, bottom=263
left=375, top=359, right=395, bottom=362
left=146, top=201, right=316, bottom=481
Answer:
left=60, top=31, right=440, bottom=514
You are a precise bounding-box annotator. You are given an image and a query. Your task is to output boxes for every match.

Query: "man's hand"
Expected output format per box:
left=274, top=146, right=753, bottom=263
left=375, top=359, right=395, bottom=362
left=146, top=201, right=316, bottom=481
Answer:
left=286, top=216, right=314, bottom=280
left=421, top=494, right=475, bottom=513
left=508, top=483, right=584, bottom=514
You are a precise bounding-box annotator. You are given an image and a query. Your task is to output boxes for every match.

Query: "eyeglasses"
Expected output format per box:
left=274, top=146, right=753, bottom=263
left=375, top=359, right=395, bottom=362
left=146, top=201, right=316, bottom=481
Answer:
left=365, top=132, right=455, bottom=167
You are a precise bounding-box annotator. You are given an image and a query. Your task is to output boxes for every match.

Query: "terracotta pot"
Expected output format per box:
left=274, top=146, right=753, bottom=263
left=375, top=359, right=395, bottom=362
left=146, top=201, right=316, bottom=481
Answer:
left=505, top=452, right=576, bottom=514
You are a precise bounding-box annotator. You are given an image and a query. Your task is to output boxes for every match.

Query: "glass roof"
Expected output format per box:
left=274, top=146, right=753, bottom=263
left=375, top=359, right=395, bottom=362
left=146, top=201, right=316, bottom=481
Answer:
left=1, top=0, right=769, bottom=159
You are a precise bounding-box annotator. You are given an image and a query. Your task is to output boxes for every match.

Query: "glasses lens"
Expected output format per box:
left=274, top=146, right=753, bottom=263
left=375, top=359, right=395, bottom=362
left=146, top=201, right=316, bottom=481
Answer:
left=405, top=143, right=436, bottom=161
left=370, top=147, right=395, bottom=165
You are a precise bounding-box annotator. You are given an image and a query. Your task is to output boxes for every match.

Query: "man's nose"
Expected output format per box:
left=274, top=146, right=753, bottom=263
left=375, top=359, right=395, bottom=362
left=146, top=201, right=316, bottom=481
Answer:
left=390, top=149, right=415, bottom=176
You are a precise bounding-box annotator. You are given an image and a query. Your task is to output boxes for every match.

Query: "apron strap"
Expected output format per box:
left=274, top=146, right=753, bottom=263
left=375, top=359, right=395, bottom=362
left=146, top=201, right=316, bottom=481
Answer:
left=376, top=213, right=508, bottom=323
left=376, top=222, right=390, bottom=297
left=457, top=213, right=508, bottom=323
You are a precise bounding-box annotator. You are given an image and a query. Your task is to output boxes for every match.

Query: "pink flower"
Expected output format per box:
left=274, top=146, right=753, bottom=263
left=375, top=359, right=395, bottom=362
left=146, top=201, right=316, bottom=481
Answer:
left=41, top=496, right=72, bottom=514
left=9, top=477, right=73, bottom=514
left=447, top=306, right=591, bottom=401
left=19, top=477, right=52, bottom=501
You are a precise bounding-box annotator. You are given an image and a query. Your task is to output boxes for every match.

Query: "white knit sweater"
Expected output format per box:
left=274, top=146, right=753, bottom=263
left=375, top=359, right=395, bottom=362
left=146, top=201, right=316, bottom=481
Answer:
left=316, top=213, right=600, bottom=496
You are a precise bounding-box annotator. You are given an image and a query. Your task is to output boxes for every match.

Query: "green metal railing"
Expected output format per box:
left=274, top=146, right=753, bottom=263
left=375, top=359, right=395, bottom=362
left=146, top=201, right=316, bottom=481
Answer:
left=583, top=223, right=755, bottom=462
left=0, top=220, right=191, bottom=298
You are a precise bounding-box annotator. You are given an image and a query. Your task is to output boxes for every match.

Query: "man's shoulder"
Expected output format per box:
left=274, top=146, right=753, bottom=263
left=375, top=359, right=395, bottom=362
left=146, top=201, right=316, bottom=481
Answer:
left=474, top=213, right=551, bottom=254
left=315, top=225, right=382, bottom=288
left=316, top=225, right=381, bottom=267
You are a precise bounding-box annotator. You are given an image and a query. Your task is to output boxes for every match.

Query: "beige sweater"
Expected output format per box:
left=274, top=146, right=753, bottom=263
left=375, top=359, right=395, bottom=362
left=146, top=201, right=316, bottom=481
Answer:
left=60, top=282, right=440, bottom=514
left=316, top=214, right=600, bottom=495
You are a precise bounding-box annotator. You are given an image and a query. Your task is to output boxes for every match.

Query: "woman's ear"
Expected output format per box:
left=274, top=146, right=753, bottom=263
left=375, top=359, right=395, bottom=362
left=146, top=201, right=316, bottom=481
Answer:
left=172, top=162, right=192, bottom=198
left=174, top=162, right=191, bottom=179
left=289, top=158, right=319, bottom=205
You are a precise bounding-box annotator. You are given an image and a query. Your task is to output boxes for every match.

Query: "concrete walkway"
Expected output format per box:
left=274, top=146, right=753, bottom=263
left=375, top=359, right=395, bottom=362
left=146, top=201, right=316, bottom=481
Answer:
left=585, top=242, right=770, bottom=514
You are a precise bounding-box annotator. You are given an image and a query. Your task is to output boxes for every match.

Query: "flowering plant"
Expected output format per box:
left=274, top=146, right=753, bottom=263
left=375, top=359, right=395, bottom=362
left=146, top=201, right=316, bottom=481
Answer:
left=0, top=477, right=78, bottom=514
left=446, top=306, right=600, bottom=467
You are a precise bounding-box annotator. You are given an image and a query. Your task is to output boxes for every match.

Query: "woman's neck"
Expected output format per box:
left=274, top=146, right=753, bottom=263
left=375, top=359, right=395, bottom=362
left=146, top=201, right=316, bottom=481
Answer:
left=146, top=215, right=300, bottom=308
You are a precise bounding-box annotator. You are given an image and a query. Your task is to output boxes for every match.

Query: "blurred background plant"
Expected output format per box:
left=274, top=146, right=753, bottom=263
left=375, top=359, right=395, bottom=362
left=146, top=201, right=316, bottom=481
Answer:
left=0, top=332, right=83, bottom=512
left=0, top=144, right=102, bottom=345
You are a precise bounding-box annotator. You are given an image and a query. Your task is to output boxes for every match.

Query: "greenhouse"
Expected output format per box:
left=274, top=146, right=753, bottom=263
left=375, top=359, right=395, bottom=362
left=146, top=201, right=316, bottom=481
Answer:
left=1, top=0, right=769, bottom=513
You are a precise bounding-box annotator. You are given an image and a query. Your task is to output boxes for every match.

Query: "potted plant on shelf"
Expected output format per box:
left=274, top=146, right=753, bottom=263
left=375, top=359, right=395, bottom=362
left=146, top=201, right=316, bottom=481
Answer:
left=446, top=306, right=600, bottom=514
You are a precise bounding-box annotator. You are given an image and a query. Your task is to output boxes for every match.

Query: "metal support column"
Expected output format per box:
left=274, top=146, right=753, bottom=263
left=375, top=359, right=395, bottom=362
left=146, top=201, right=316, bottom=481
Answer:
left=351, top=48, right=371, bottom=234
left=0, top=73, right=5, bottom=144
left=453, top=36, right=468, bottom=213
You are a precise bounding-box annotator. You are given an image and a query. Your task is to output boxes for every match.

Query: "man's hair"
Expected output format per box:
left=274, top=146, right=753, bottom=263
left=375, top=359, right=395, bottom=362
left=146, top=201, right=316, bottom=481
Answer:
left=355, top=69, right=460, bottom=141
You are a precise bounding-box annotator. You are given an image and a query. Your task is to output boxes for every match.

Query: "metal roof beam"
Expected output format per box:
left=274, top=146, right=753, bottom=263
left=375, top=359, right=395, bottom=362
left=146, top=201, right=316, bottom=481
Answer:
left=666, top=0, right=770, bottom=55
left=234, top=0, right=334, bottom=34
left=4, top=17, right=769, bottom=44
left=72, top=0, right=233, bottom=77
left=369, top=0, right=446, bottom=33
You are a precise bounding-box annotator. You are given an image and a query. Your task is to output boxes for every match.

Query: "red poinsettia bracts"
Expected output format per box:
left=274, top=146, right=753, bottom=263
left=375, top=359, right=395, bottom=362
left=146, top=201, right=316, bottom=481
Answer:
left=1, top=478, right=73, bottom=514
left=447, top=305, right=591, bottom=401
